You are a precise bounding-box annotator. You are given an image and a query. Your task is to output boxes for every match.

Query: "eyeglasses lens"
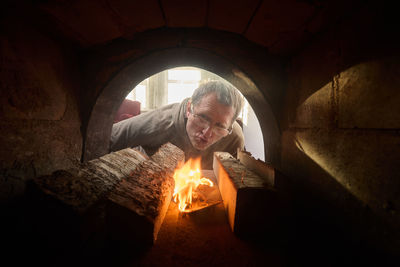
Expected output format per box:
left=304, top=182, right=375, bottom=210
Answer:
left=192, top=114, right=229, bottom=136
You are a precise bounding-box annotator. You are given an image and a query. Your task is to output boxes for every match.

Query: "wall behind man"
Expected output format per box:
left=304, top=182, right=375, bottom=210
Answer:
left=0, top=11, right=82, bottom=202
left=281, top=1, right=400, bottom=256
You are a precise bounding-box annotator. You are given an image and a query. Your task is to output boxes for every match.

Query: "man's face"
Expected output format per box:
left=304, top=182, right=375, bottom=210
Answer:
left=186, top=92, right=235, bottom=151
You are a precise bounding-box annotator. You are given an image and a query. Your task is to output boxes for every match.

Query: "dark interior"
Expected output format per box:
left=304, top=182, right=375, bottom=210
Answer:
left=1, top=0, right=399, bottom=266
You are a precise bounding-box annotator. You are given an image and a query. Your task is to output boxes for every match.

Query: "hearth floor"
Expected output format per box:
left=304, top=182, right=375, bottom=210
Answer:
left=124, top=170, right=285, bottom=267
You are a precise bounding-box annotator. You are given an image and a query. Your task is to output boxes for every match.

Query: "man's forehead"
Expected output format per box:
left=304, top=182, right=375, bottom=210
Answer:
left=193, top=94, right=235, bottom=125
left=194, top=92, right=231, bottom=109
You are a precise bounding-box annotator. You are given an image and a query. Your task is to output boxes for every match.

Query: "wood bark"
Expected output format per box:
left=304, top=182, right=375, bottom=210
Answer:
left=106, top=143, right=184, bottom=244
left=213, top=152, right=278, bottom=237
left=237, top=149, right=275, bottom=187
left=31, top=143, right=184, bottom=246
left=33, top=148, right=149, bottom=214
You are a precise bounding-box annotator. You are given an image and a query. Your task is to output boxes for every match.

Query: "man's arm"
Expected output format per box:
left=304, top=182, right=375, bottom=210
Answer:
left=110, top=106, right=175, bottom=152
left=110, top=113, right=149, bottom=152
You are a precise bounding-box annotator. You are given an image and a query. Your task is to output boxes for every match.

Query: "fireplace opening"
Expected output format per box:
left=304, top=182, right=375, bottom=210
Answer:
left=103, top=65, right=280, bottom=263
left=83, top=47, right=281, bottom=168
left=71, top=47, right=285, bottom=265
left=116, top=66, right=265, bottom=162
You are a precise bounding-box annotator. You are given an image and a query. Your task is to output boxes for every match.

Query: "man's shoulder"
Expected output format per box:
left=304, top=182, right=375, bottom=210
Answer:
left=230, top=121, right=244, bottom=141
left=138, top=102, right=180, bottom=123
left=157, top=102, right=181, bottom=112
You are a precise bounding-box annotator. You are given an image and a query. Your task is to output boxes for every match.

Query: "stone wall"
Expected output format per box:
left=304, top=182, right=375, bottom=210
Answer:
left=281, top=1, right=399, bottom=256
left=0, top=12, right=82, bottom=202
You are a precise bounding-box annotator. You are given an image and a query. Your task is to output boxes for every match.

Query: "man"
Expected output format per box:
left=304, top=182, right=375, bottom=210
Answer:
left=110, top=80, right=244, bottom=169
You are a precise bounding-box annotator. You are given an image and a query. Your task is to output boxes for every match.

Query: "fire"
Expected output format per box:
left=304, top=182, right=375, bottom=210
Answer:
left=173, top=157, right=214, bottom=212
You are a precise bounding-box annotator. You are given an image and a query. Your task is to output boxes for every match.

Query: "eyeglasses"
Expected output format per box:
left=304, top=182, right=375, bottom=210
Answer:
left=190, top=109, right=232, bottom=137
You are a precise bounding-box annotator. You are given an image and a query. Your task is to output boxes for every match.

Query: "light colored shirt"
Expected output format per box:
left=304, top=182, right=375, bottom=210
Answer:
left=110, top=98, right=244, bottom=169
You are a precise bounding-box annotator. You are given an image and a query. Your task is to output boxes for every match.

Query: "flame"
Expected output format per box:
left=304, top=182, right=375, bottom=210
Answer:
left=173, top=157, right=214, bottom=212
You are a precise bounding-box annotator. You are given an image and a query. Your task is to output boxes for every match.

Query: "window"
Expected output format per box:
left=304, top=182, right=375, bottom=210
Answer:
left=125, top=67, right=248, bottom=118
left=167, top=68, right=201, bottom=104
left=128, top=79, right=148, bottom=109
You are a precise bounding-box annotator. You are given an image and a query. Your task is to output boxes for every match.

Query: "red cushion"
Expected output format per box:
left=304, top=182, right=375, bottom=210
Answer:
left=114, top=99, right=141, bottom=123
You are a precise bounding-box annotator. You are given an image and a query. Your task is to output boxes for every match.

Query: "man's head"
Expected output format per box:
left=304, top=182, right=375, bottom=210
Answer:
left=186, top=80, right=244, bottom=151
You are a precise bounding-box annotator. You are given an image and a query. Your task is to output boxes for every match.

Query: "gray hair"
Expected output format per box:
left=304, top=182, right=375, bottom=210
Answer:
left=191, top=80, right=244, bottom=124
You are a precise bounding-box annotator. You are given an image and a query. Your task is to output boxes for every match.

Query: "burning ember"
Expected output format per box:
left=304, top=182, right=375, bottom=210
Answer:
left=173, top=158, right=214, bottom=212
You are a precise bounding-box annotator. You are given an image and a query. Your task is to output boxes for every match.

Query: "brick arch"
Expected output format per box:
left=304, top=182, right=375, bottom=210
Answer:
left=83, top=46, right=282, bottom=166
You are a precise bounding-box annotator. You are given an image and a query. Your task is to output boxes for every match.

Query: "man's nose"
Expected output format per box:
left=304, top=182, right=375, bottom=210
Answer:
left=201, top=125, right=213, bottom=138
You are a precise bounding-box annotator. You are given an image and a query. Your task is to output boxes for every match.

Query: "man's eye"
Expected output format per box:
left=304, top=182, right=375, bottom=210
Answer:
left=199, top=115, right=209, bottom=121
left=215, top=125, right=227, bottom=130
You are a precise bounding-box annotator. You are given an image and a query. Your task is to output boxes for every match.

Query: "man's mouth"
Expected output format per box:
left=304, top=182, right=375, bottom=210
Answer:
left=195, top=136, right=209, bottom=147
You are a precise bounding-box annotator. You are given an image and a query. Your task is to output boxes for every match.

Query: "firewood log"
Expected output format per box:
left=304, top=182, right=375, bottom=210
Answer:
left=31, top=143, right=184, bottom=248
left=33, top=148, right=149, bottom=214
left=105, top=143, right=184, bottom=244
left=236, top=149, right=275, bottom=187
left=213, top=152, right=278, bottom=237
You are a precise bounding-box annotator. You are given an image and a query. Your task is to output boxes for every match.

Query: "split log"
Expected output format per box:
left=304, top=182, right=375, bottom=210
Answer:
left=213, top=152, right=279, bottom=237
left=237, top=149, right=275, bottom=187
left=30, top=143, right=184, bottom=249
left=29, top=148, right=150, bottom=248
left=33, top=148, right=149, bottom=214
left=105, top=143, right=184, bottom=244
